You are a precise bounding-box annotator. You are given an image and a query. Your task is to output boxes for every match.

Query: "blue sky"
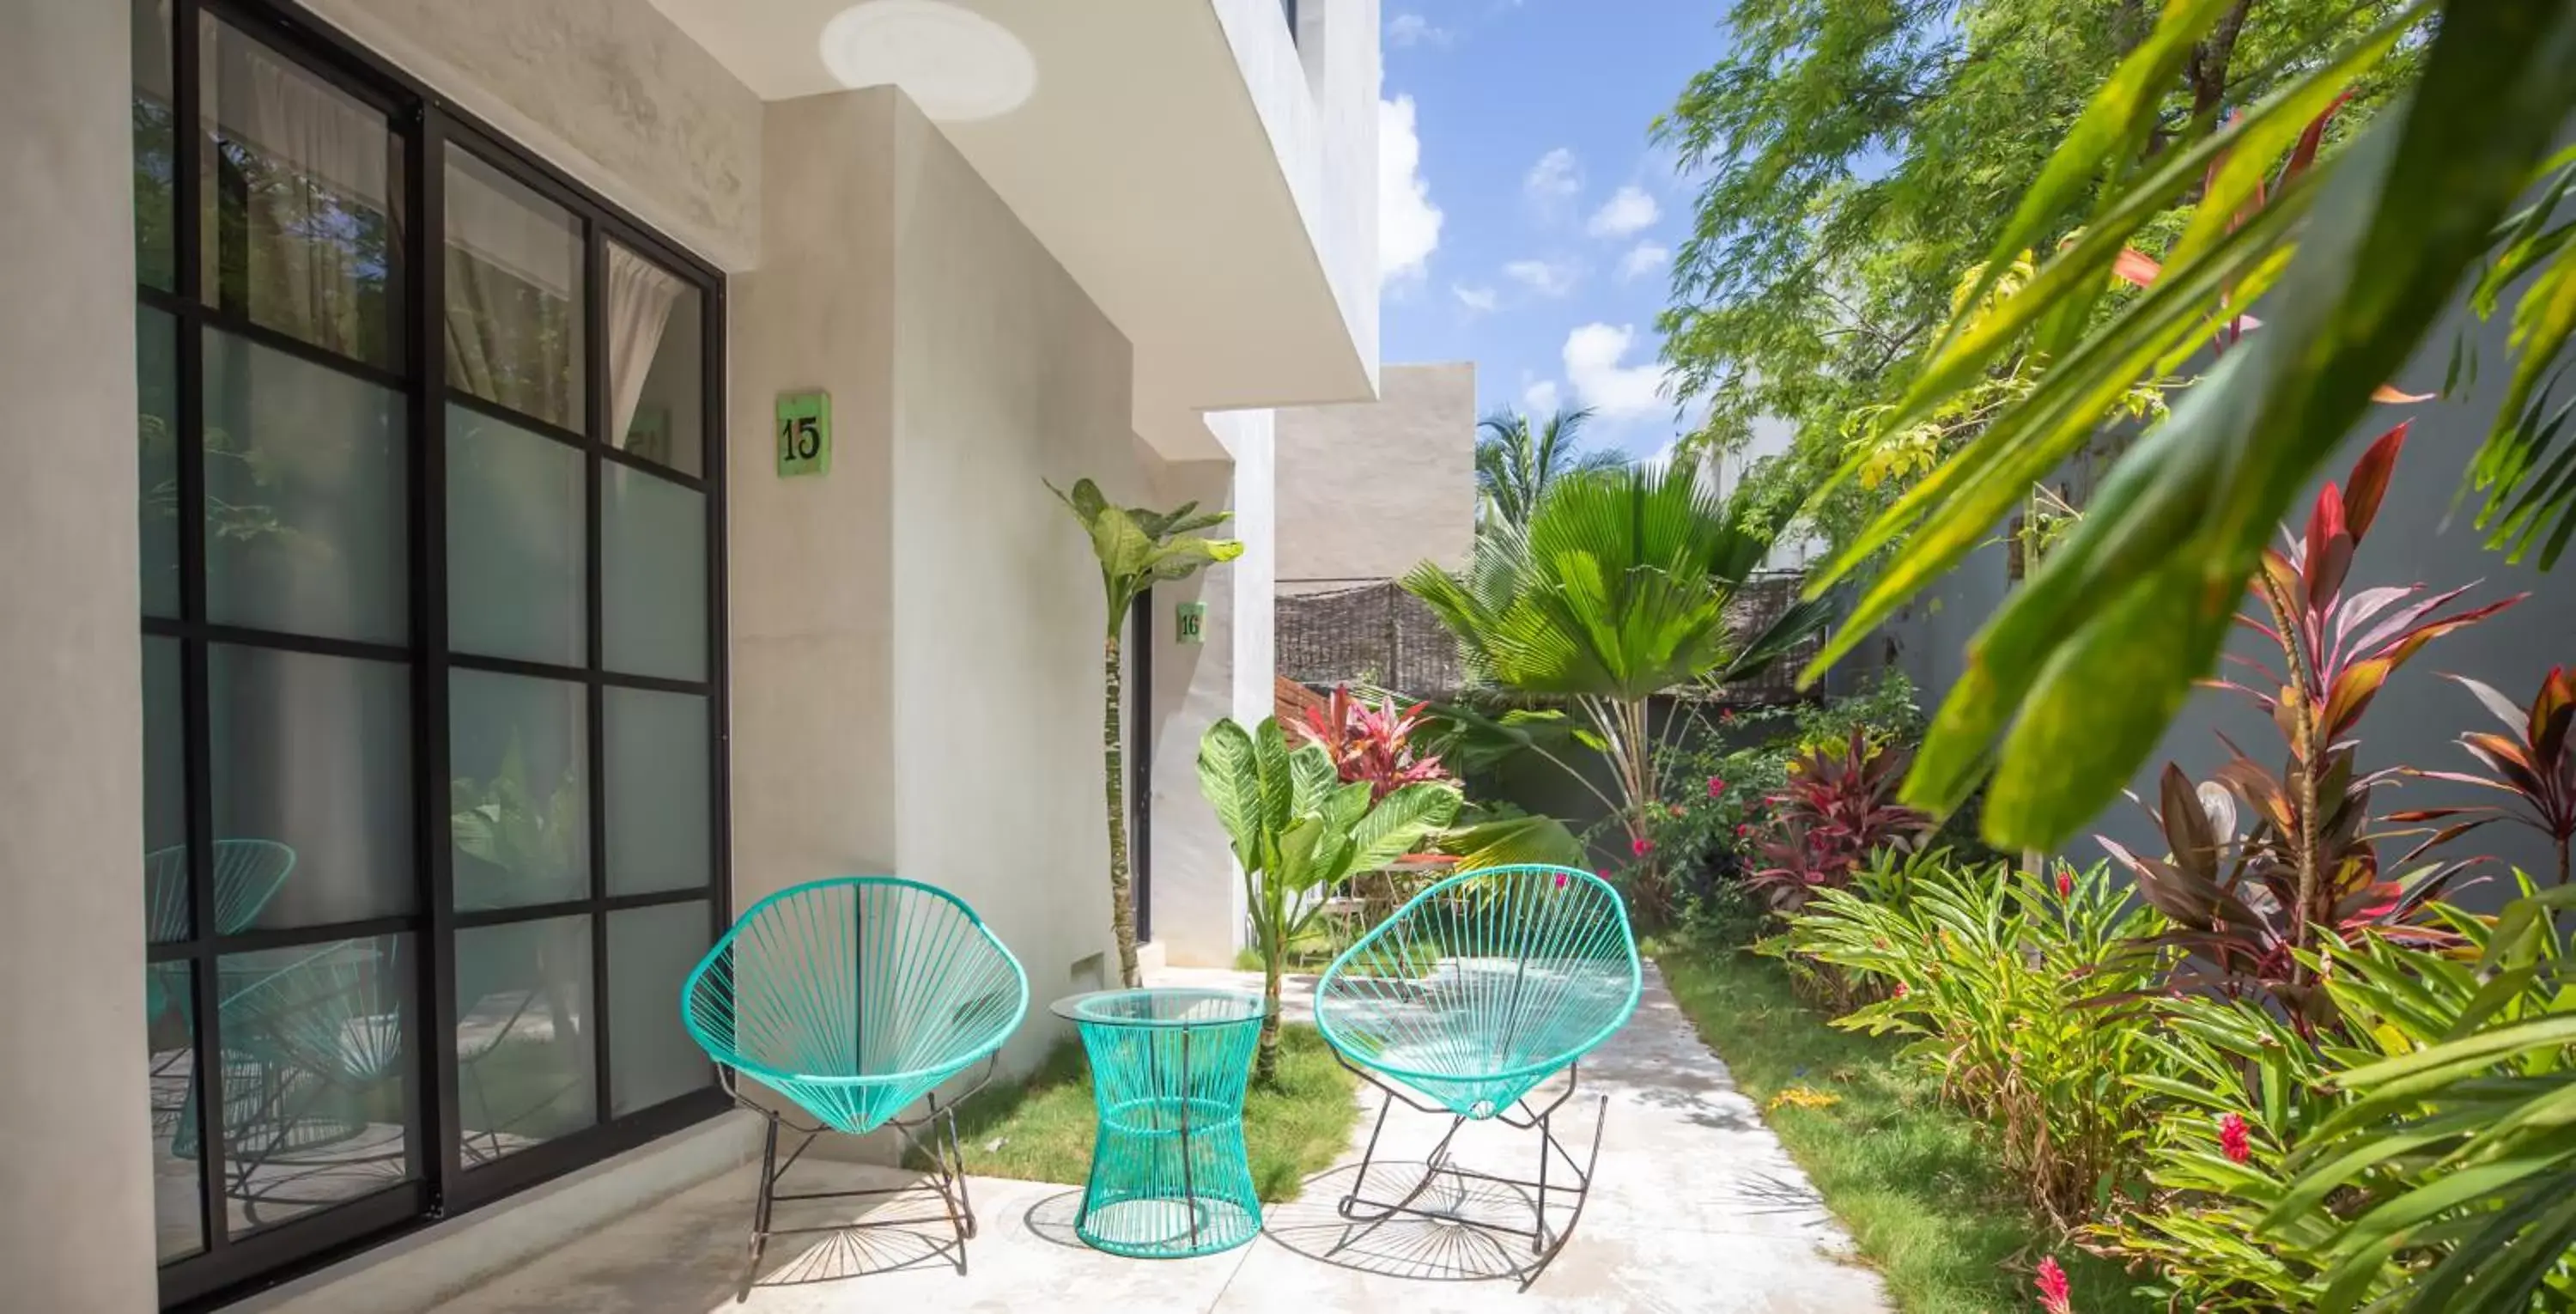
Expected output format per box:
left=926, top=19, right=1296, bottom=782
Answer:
left=1376, top=0, right=1732, bottom=460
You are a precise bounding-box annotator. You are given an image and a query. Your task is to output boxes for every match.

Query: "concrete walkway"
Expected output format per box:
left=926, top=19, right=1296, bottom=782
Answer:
left=433, top=964, right=1886, bottom=1313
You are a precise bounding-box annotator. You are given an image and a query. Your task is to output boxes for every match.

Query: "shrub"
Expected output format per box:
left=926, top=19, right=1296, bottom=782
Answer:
left=1747, top=728, right=1936, bottom=915
left=1785, top=850, right=2170, bottom=1226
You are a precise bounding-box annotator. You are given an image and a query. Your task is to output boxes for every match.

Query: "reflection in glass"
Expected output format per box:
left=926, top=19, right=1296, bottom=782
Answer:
left=608, top=902, right=711, bottom=1116
left=215, top=935, right=412, bottom=1236
left=605, top=688, right=709, bottom=896
left=603, top=465, right=705, bottom=682
left=134, top=0, right=176, bottom=290
left=147, top=965, right=201, bottom=1262
left=445, top=150, right=585, bottom=430
left=448, top=670, right=589, bottom=910
left=202, top=329, right=408, bottom=644
left=457, top=917, right=595, bottom=1165
left=199, top=15, right=404, bottom=368
left=446, top=407, right=584, bottom=666
left=208, top=645, right=413, bottom=927
left=144, top=638, right=188, bottom=941
left=140, top=307, right=181, bottom=617
left=606, top=244, right=702, bottom=476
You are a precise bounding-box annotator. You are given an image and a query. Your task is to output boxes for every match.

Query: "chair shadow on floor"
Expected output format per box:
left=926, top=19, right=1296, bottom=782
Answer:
left=1254, top=1160, right=1566, bottom=1284
left=739, top=1171, right=972, bottom=1296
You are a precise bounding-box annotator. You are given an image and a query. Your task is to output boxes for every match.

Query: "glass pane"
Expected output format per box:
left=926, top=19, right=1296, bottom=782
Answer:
left=144, top=637, right=189, bottom=943
left=448, top=669, right=589, bottom=910
left=446, top=408, right=585, bottom=666
left=445, top=150, right=584, bottom=430
left=607, top=902, right=710, bottom=1116
left=216, top=935, right=412, bottom=1236
left=208, top=645, right=413, bottom=928
left=203, top=329, right=408, bottom=644
left=605, top=689, right=708, bottom=897
left=146, top=964, right=200, bottom=1262
left=606, top=244, right=702, bottom=477
left=199, top=15, right=404, bottom=368
left=134, top=0, right=175, bottom=290
left=603, top=466, right=704, bottom=681
left=140, top=306, right=181, bottom=617
left=457, top=917, right=594, bottom=1165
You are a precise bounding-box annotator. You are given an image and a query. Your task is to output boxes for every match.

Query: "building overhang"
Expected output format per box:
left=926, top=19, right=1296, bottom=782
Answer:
left=647, top=0, right=1377, bottom=461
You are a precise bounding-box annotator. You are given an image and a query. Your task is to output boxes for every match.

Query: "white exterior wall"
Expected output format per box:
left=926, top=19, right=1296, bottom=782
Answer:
left=0, top=3, right=158, bottom=1308
left=1276, top=362, right=1477, bottom=592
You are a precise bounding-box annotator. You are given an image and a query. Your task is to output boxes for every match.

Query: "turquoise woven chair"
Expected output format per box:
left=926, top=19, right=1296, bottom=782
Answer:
left=1313, top=864, right=1640, bottom=1289
left=683, top=877, right=1028, bottom=1294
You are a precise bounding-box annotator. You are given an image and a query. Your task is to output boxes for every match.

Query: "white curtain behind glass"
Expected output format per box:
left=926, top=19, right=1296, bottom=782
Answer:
left=605, top=245, right=682, bottom=453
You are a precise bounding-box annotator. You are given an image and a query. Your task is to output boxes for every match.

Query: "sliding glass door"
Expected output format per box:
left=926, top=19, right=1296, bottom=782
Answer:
left=132, top=3, right=728, bottom=1305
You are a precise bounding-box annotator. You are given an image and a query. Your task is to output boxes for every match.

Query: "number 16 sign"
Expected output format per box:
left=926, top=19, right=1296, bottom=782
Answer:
left=776, top=390, right=831, bottom=478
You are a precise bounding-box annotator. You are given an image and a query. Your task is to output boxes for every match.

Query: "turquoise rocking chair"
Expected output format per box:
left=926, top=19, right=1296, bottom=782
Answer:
left=1313, top=864, right=1640, bottom=1289
left=682, top=877, right=1028, bottom=1294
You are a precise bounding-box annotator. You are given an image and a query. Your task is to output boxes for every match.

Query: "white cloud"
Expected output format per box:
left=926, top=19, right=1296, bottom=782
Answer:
left=1618, top=241, right=1670, bottom=283
left=1523, top=379, right=1563, bottom=415
left=1387, top=12, right=1449, bottom=46
left=1523, top=148, right=1582, bottom=205
left=1451, top=283, right=1498, bottom=314
left=1585, top=185, right=1661, bottom=240
left=1563, top=322, right=1670, bottom=418
left=1503, top=258, right=1579, bottom=298
left=1378, top=95, right=1443, bottom=285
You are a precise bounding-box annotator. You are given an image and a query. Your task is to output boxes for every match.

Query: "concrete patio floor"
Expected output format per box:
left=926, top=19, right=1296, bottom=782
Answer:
left=432, top=964, right=1887, bottom=1313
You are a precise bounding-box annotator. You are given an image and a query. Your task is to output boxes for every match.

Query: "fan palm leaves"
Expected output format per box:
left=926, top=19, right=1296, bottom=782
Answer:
left=1403, top=458, right=1837, bottom=916
left=1474, top=405, right=1626, bottom=528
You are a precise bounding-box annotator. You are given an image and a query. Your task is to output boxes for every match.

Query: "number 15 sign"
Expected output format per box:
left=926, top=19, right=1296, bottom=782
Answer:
left=776, top=390, right=831, bottom=478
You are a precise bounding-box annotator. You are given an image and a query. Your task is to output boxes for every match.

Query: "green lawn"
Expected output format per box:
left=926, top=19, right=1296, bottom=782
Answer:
left=933, top=1025, right=1360, bottom=1202
left=1654, top=941, right=2154, bottom=1314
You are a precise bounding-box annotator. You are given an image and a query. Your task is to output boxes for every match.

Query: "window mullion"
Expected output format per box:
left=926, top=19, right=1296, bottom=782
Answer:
left=583, top=220, right=613, bottom=1121
left=414, top=99, right=463, bottom=1201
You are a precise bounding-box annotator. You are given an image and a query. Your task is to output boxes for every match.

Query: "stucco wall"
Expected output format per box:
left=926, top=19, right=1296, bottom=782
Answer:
left=1276, top=361, right=1477, bottom=591
left=303, top=0, right=762, bottom=271
left=0, top=2, right=158, bottom=1306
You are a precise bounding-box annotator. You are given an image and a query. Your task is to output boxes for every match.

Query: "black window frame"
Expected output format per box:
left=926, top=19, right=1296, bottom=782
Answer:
left=137, top=2, right=732, bottom=1307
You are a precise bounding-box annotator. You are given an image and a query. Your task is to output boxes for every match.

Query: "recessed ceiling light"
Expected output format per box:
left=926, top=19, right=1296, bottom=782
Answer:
left=819, top=1, right=1037, bottom=123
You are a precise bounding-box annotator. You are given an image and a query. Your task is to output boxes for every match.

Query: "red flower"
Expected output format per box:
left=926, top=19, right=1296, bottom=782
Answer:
left=2034, top=1256, right=2071, bottom=1314
left=1892, top=982, right=1910, bottom=999
left=1720, top=708, right=1737, bottom=723
left=2219, top=1112, right=2251, bottom=1165
left=1555, top=872, right=1571, bottom=889
left=2054, top=867, right=2074, bottom=899
left=1734, top=823, right=1750, bottom=837
left=1708, top=776, right=1727, bottom=798
left=1631, top=836, right=1655, bottom=857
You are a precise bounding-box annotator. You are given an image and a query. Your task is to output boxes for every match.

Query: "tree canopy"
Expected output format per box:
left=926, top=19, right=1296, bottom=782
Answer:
left=1652, top=0, right=2420, bottom=546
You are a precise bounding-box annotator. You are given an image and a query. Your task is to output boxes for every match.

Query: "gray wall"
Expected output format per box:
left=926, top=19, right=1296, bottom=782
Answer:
left=1275, top=361, right=1476, bottom=592
left=1889, top=285, right=2576, bottom=897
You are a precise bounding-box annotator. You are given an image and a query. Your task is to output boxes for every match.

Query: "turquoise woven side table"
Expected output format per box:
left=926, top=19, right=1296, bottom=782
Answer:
left=1052, top=988, right=1273, bottom=1259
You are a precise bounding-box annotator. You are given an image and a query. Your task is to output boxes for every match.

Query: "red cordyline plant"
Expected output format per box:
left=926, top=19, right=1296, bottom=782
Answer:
left=1747, top=728, right=1935, bottom=913
left=2103, top=425, right=2517, bottom=1025
left=2389, top=667, right=2576, bottom=886
left=1291, top=684, right=1457, bottom=801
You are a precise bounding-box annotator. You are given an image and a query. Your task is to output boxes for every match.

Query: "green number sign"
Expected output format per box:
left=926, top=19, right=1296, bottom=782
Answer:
left=1175, top=600, right=1208, bottom=645
left=775, top=391, right=831, bottom=478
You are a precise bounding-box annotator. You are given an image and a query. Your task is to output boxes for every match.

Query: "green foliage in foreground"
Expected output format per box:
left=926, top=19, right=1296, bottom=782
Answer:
left=1652, top=940, right=2155, bottom=1314
left=931, top=1026, right=1358, bottom=1205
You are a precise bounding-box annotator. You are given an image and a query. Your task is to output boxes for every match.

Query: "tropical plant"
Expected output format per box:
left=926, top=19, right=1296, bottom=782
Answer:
left=1050, top=478, right=1244, bottom=988
left=1195, top=716, right=1460, bottom=1083
left=1288, top=684, right=1455, bottom=800
left=451, top=737, right=583, bottom=906
left=1787, top=850, right=2169, bottom=1224
left=2391, top=667, right=2576, bottom=887
left=1747, top=728, right=1935, bottom=915
left=1472, top=405, right=1624, bottom=530
left=1402, top=457, right=1837, bottom=921
left=1792, top=0, right=2576, bottom=851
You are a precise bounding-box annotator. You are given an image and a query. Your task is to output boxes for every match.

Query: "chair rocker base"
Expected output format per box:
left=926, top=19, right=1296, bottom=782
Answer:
left=1329, top=1062, right=1607, bottom=1293
left=728, top=1062, right=990, bottom=1303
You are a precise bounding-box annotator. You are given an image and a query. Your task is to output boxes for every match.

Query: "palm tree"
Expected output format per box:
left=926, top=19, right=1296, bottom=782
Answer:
left=1049, top=478, right=1242, bottom=988
left=1403, top=457, right=1834, bottom=917
left=1473, top=405, right=1625, bottom=529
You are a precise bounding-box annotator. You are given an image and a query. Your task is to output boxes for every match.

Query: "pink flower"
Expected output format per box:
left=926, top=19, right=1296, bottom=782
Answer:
left=2034, top=1256, right=2071, bottom=1314
left=1735, top=824, right=1750, bottom=838
left=1892, top=982, right=1910, bottom=999
left=1708, top=776, right=1727, bottom=798
left=2219, top=1112, right=2251, bottom=1165
left=1720, top=708, right=1737, bottom=723
left=1555, top=872, right=1571, bottom=889
left=1594, top=869, right=1609, bottom=884
left=1630, top=836, right=1655, bottom=858
left=2054, top=867, right=2074, bottom=899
